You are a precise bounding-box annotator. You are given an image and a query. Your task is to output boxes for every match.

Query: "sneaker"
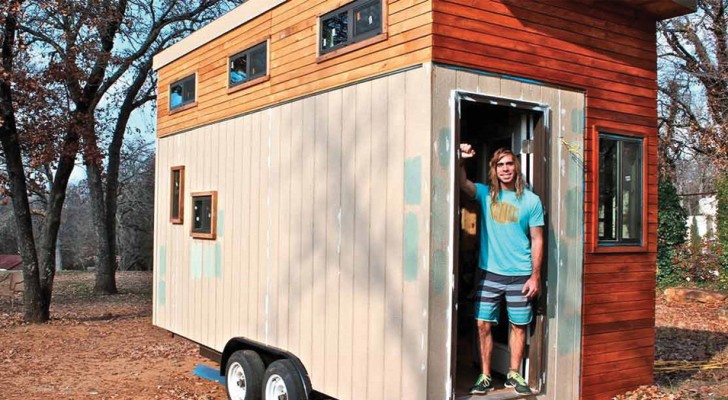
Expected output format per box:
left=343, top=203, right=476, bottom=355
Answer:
left=469, top=374, right=493, bottom=395
left=504, top=371, right=531, bottom=394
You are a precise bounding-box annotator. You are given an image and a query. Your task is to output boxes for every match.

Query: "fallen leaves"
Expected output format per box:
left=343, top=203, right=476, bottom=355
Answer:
left=0, top=271, right=224, bottom=400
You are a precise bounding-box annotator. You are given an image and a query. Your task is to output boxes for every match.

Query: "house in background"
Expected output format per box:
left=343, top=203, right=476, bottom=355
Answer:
left=0, top=255, right=21, bottom=271
left=152, top=1, right=697, bottom=399
left=684, top=195, right=717, bottom=238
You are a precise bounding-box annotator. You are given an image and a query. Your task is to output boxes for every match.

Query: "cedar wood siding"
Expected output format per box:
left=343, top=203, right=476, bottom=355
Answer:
left=432, top=1, right=658, bottom=399
left=156, top=0, right=434, bottom=138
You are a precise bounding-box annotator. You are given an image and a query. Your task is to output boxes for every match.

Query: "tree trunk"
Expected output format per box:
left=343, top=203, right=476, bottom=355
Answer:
left=0, top=130, right=47, bottom=322
left=0, top=4, right=47, bottom=322
left=87, top=159, right=117, bottom=295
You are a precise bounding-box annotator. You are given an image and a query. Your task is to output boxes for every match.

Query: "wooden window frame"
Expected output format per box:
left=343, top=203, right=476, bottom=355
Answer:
left=168, top=73, right=197, bottom=114
left=227, top=39, right=270, bottom=93
left=190, top=191, right=217, bottom=240
left=170, top=166, right=185, bottom=224
left=316, top=0, right=388, bottom=63
left=590, top=126, right=649, bottom=253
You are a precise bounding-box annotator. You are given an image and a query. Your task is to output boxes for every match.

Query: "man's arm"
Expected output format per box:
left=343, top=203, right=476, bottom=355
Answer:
left=522, top=226, right=544, bottom=299
left=459, top=143, right=477, bottom=198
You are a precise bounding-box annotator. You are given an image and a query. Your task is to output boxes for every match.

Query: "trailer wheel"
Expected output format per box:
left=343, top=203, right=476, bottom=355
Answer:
left=226, top=350, right=265, bottom=400
left=263, top=359, right=305, bottom=400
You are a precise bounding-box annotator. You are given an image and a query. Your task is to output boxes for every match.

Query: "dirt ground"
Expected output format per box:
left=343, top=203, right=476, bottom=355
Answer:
left=0, top=272, right=726, bottom=400
left=0, top=272, right=225, bottom=400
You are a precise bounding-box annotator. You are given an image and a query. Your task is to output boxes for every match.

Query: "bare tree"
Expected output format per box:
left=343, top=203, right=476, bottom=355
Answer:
left=116, top=139, right=154, bottom=271
left=658, top=0, right=728, bottom=174
left=19, top=0, right=240, bottom=295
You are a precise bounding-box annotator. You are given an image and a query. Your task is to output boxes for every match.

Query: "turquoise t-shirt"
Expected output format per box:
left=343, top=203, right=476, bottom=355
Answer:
left=474, top=183, right=544, bottom=276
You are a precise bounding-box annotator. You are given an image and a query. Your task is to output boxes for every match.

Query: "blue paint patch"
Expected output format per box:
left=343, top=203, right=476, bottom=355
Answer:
left=157, top=280, right=166, bottom=306
left=404, top=212, right=419, bottom=281
left=217, top=209, right=224, bottom=238
left=431, top=175, right=448, bottom=244
left=190, top=242, right=203, bottom=279
left=437, top=129, right=450, bottom=169
left=204, top=243, right=215, bottom=278
left=193, top=364, right=226, bottom=385
left=215, top=243, right=223, bottom=278
left=571, top=108, right=585, bottom=134
left=404, top=157, right=422, bottom=205
left=158, top=246, right=167, bottom=275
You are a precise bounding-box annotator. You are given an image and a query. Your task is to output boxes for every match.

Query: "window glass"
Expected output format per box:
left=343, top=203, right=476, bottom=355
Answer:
left=170, top=75, right=195, bottom=110
left=230, top=54, right=248, bottom=85
left=598, top=134, right=643, bottom=245
left=172, top=170, right=181, bottom=219
left=320, top=0, right=382, bottom=55
left=354, top=1, right=381, bottom=37
left=321, top=11, right=349, bottom=52
left=249, top=45, right=267, bottom=79
left=229, top=42, right=268, bottom=87
left=193, top=195, right=212, bottom=234
left=598, top=137, right=618, bottom=241
left=621, top=140, right=642, bottom=241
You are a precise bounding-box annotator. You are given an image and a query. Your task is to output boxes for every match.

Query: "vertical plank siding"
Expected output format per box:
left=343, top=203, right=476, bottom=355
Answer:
left=156, top=0, right=434, bottom=137
left=432, top=1, right=658, bottom=399
left=428, top=65, right=585, bottom=400
left=155, top=67, right=432, bottom=399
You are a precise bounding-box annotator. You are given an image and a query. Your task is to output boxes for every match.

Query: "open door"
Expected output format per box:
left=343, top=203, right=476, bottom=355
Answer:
left=453, top=93, right=549, bottom=398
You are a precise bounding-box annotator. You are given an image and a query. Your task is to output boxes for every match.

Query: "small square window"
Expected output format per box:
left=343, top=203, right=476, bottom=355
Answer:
left=320, top=0, right=382, bottom=55
left=170, top=166, right=185, bottom=224
left=229, top=42, right=268, bottom=87
left=191, top=191, right=217, bottom=240
left=170, top=74, right=196, bottom=110
left=598, top=133, right=643, bottom=246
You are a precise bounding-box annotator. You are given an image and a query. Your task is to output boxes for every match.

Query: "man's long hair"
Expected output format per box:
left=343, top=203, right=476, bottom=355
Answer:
left=488, top=148, right=524, bottom=204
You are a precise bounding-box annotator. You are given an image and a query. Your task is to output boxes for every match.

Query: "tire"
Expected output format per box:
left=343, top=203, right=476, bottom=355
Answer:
left=263, top=359, right=306, bottom=400
left=226, top=350, right=265, bottom=400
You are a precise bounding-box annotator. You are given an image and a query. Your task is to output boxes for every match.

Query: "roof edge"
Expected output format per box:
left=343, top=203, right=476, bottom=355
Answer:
left=153, top=0, right=287, bottom=71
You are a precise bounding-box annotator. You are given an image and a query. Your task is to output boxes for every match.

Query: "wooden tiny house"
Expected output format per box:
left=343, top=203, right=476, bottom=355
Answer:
left=152, top=1, right=696, bottom=399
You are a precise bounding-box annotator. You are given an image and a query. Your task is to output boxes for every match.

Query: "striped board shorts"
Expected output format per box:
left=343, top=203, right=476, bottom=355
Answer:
left=475, top=271, right=533, bottom=326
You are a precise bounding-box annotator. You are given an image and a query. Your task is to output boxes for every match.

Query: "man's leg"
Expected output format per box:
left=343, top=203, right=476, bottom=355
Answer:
left=509, top=323, right=527, bottom=372
left=477, top=320, right=493, bottom=376
left=503, top=275, right=533, bottom=394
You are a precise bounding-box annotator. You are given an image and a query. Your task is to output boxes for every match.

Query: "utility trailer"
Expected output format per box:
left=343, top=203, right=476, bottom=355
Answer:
left=152, top=1, right=696, bottom=399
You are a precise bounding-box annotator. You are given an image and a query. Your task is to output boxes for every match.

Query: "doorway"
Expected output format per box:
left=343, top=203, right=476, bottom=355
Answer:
left=453, top=93, right=549, bottom=398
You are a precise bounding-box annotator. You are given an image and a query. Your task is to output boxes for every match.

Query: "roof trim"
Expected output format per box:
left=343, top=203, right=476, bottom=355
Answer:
left=153, top=0, right=286, bottom=71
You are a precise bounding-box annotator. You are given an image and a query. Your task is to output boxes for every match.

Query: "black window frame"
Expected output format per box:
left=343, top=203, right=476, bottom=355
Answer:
left=319, top=0, right=383, bottom=55
left=190, top=191, right=217, bottom=240
left=169, top=74, right=196, bottom=110
left=228, top=41, right=268, bottom=88
left=597, top=133, right=644, bottom=246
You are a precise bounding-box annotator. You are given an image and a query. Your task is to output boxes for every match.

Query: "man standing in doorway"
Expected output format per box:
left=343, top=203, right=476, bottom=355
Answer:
left=459, top=143, right=544, bottom=395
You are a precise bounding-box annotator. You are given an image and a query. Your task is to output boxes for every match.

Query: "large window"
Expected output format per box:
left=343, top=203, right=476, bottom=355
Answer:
left=191, top=191, right=217, bottom=240
left=170, top=166, right=185, bottom=224
left=169, top=74, right=196, bottom=110
left=598, top=134, right=643, bottom=245
left=229, top=42, right=268, bottom=88
left=320, top=0, right=382, bottom=55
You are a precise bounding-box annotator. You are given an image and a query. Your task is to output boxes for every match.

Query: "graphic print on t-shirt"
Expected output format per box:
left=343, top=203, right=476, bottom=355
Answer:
left=490, top=201, right=519, bottom=224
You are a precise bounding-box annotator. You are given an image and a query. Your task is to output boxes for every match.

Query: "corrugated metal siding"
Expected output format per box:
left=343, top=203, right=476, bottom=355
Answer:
left=154, top=66, right=432, bottom=399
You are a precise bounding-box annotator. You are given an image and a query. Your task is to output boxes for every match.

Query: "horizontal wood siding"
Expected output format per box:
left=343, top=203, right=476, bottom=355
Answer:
left=156, top=0, right=433, bottom=137
left=154, top=67, right=432, bottom=399
left=432, top=1, right=659, bottom=399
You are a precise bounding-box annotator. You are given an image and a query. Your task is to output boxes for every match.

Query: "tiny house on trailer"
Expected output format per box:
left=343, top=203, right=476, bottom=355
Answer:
left=152, top=1, right=696, bottom=399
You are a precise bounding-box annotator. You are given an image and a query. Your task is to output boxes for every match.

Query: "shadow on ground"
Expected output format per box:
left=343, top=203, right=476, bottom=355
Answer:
left=654, top=326, right=728, bottom=390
